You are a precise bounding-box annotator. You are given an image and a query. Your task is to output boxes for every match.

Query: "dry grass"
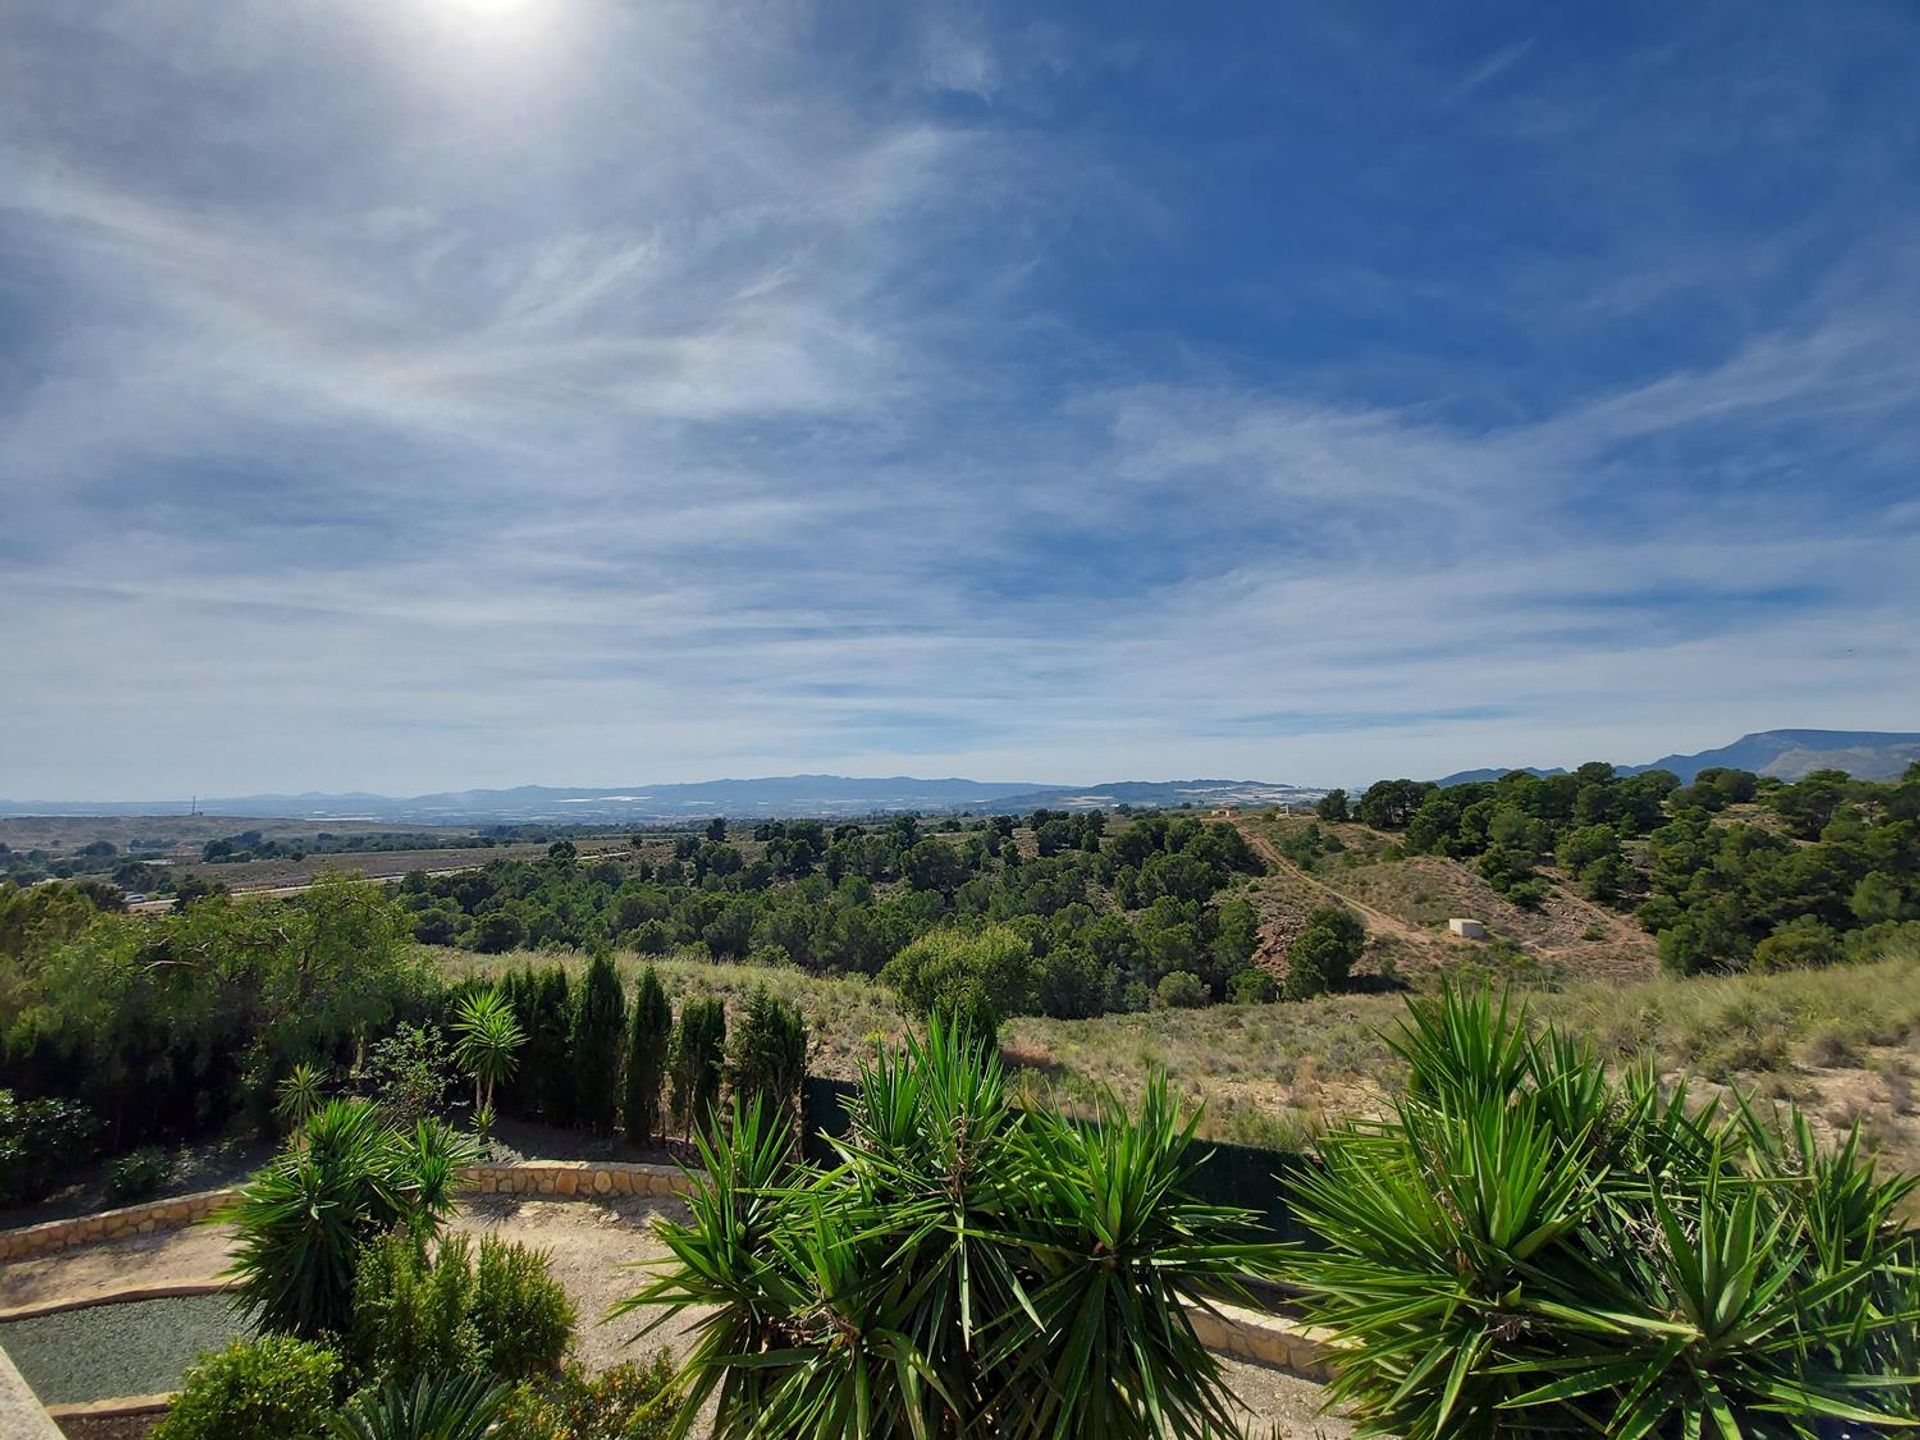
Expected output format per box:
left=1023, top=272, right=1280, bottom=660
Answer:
left=435, top=939, right=1920, bottom=1171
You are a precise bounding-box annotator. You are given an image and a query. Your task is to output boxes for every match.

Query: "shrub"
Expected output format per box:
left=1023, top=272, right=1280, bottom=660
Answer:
left=668, top=997, right=725, bottom=1137
left=623, top=1021, right=1276, bottom=1440
left=1289, top=986, right=1920, bottom=1439
left=1284, top=906, right=1364, bottom=999
left=569, top=952, right=626, bottom=1136
left=153, top=1335, right=341, bottom=1440
left=1752, top=915, right=1843, bottom=973
left=497, top=1354, right=682, bottom=1440
left=0, top=1088, right=100, bottom=1207
left=471, top=1234, right=574, bottom=1382
left=349, top=1231, right=573, bottom=1388
left=222, top=1099, right=476, bottom=1340
left=879, top=924, right=1033, bottom=1044
left=725, top=986, right=808, bottom=1151
left=106, top=1145, right=171, bottom=1202
left=623, top=967, right=671, bottom=1147
left=1154, top=969, right=1210, bottom=1008
left=357, top=1024, right=455, bottom=1130
left=1228, top=967, right=1277, bottom=1004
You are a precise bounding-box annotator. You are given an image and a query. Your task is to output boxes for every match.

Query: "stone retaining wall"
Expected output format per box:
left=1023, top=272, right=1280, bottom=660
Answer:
left=461, top=1161, right=690, bottom=1201
left=0, top=1191, right=236, bottom=1265
left=0, top=1164, right=693, bottom=1265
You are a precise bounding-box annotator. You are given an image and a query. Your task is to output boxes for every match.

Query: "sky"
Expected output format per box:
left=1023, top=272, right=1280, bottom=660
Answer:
left=3, top=0, right=1919, bottom=799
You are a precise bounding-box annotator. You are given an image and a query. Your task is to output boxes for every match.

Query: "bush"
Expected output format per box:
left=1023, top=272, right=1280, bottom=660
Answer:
left=1154, top=970, right=1210, bottom=1008
left=471, top=1234, right=574, bottom=1382
left=106, top=1145, right=171, bottom=1202
left=349, top=1230, right=573, bottom=1388
left=624, top=1022, right=1275, bottom=1440
left=1752, top=915, right=1843, bottom=972
left=0, top=1088, right=100, bottom=1207
left=879, top=925, right=1033, bottom=1044
left=153, top=1335, right=340, bottom=1440
left=569, top=952, right=626, bottom=1136
left=623, top=967, right=671, bottom=1147
left=1290, top=986, right=1920, bottom=1439
left=1228, top=967, right=1277, bottom=1004
left=497, top=1353, right=682, bottom=1440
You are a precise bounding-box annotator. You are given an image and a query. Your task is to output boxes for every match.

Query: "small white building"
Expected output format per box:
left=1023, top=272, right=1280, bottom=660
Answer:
left=1449, top=917, right=1489, bottom=941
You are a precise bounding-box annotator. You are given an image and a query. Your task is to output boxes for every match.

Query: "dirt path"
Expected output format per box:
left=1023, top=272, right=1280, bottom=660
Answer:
left=1236, top=820, right=1438, bottom=947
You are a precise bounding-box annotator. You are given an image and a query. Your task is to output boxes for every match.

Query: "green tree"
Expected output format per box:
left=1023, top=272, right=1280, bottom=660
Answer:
left=623, top=966, right=672, bottom=1147
left=1314, top=788, right=1350, bottom=822
left=726, top=986, right=809, bottom=1153
left=569, top=952, right=627, bottom=1136
left=1285, top=906, right=1364, bottom=999
left=879, top=924, right=1033, bottom=1044
left=669, top=997, right=726, bottom=1138
left=530, top=969, right=575, bottom=1127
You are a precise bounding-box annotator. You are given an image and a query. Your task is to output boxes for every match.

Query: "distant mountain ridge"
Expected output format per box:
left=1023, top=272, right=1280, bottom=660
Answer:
left=0, top=775, right=1327, bottom=824
left=1436, top=729, right=1920, bottom=788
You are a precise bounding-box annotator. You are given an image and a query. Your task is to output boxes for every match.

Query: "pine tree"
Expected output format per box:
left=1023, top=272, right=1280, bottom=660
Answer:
left=623, top=967, right=672, bottom=1147
left=570, top=951, right=627, bottom=1136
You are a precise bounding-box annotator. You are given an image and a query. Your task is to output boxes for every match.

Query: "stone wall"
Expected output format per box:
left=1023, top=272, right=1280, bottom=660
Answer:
left=0, top=1191, right=236, bottom=1265
left=461, top=1161, right=691, bottom=1201
left=0, top=1164, right=692, bottom=1264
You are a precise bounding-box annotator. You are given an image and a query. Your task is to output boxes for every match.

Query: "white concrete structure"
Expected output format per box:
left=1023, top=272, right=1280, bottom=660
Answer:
left=1449, top=917, right=1489, bottom=940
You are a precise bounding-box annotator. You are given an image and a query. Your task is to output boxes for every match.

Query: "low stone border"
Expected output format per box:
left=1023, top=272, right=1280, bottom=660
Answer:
left=0, top=1341, right=65, bottom=1440
left=0, top=1164, right=693, bottom=1265
left=0, top=1281, right=237, bottom=1326
left=1186, top=1300, right=1334, bottom=1380
left=0, top=1192, right=236, bottom=1265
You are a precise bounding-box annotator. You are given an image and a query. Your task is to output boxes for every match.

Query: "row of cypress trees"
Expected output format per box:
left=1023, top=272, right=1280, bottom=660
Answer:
left=494, top=956, right=805, bottom=1148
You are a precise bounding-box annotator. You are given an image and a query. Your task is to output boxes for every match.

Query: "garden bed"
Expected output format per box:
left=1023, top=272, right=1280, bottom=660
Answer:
left=0, top=1294, right=247, bottom=1405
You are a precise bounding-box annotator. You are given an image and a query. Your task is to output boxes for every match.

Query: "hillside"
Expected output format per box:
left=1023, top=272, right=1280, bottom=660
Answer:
left=1439, top=728, right=1920, bottom=787
left=1232, top=814, right=1659, bottom=989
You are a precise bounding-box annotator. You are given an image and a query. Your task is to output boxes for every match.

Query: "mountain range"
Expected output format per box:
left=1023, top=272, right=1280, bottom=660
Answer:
left=8, top=731, right=1913, bottom=824
left=0, top=776, right=1326, bottom=825
left=1436, top=729, right=1920, bottom=788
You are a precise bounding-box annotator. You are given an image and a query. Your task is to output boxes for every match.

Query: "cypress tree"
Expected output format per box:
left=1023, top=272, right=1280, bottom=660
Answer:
left=669, top=997, right=726, bottom=1139
left=623, top=967, right=672, bottom=1147
left=570, top=951, right=627, bottom=1136
left=532, top=967, right=574, bottom=1127
left=726, top=986, right=808, bottom=1154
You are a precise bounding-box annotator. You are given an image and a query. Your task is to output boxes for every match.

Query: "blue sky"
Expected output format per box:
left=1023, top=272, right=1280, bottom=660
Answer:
left=3, top=0, right=1918, bottom=799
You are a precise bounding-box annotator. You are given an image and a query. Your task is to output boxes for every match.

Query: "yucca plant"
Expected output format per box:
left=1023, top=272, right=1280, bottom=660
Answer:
left=276, top=1061, right=329, bottom=1138
left=221, top=1098, right=477, bottom=1340
left=452, top=989, right=525, bottom=1127
left=619, top=1020, right=1279, bottom=1440
left=1289, top=986, right=1920, bottom=1440
left=329, top=1372, right=509, bottom=1440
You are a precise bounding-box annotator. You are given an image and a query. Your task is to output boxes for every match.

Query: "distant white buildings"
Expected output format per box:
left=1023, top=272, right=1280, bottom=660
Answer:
left=1449, top=917, right=1489, bottom=940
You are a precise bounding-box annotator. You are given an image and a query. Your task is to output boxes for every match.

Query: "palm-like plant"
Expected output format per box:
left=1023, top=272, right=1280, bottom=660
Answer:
left=329, top=1373, right=509, bottom=1440
left=619, top=1020, right=1278, bottom=1440
left=221, top=1098, right=477, bottom=1340
left=275, top=1061, right=328, bottom=1137
left=452, top=989, right=525, bottom=1130
left=1289, top=986, right=1920, bottom=1440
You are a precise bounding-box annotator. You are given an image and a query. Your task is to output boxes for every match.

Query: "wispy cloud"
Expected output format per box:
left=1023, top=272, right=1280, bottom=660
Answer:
left=1, top=0, right=1917, bottom=798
